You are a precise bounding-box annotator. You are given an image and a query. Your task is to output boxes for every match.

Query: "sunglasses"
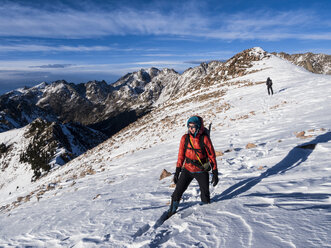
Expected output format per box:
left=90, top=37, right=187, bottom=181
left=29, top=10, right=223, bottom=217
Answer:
left=188, top=124, right=198, bottom=129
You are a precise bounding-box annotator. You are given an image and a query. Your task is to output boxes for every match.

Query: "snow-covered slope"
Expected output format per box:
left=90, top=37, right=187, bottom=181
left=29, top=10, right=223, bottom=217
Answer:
left=0, top=48, right=330, bottom=247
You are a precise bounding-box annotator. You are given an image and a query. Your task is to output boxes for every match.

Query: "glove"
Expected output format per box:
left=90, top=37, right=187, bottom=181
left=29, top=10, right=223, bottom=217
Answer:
left=173, top=167, right=181, bottom=184
left=211, top=169, right=219, bottom=187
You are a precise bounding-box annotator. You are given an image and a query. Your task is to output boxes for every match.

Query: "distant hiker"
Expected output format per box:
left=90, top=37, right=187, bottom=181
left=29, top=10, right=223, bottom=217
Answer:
left=266, top=77, right=273, bottom=95
left=168, top=116, right=218, bottom=217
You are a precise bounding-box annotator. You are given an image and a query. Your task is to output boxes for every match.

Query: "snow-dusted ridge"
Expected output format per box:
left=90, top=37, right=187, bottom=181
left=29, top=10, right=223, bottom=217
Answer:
left=0, top=47, right=330, bottom=247
left=273, top=51, right=331, bottom=75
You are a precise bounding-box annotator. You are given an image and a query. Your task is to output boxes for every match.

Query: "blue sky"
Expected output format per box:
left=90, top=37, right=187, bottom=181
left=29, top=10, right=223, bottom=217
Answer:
left=0, top=0, right=330, bottom=94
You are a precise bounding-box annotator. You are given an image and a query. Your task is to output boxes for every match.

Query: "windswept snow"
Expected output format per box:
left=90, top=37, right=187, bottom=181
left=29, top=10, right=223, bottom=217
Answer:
left=0, top=51, right=330, bottom=247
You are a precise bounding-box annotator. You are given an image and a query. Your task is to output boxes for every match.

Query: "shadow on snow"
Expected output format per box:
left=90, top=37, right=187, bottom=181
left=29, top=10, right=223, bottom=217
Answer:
left=212, top=132, right=331, bottom=207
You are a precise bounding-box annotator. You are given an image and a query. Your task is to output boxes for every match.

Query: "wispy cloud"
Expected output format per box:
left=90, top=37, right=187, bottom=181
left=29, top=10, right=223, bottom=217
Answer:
left=29, top=64, right=74, bottom=69
left=0, top=2, right=329, bottom=41
left=0, top=44, right=112, bottom=52
left=0, top=2, right=205, bottom=38
left=205, top=10, right=331, bottom=41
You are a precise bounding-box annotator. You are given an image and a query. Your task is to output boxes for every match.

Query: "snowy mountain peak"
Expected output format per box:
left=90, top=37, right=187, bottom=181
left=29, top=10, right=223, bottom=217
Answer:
left=31, top=82, right=48, bottom=90
left=231, top=47, right=269, bottom=62
left=248, top=46, right=267, bottom=56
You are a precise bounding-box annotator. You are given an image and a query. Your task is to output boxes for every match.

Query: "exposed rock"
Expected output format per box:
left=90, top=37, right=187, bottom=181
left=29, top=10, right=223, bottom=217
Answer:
left=215, top=151, right=224, bottom=157
left=273, top=52, right=331, bottom=75
left=0, top=143, right=8, bottom=154
left=93, top=194, right=101, bottom=200
left=295, top=131, right=306, bottom=138
left=295, top=131, right=313, bottom=139
left=246, top=143, right=257, bottom=149
left=160, top=169, right=172, bottom=180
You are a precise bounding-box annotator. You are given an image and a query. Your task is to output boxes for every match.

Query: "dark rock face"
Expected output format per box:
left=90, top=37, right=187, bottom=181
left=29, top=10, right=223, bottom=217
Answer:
left=19, top=118, right=107, bottom=180
left=88, top=110, right=147, bottom=137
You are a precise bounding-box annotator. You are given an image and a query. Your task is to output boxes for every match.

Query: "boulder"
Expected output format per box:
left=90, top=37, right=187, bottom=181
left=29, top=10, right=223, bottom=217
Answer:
left=160, top=169, right=172, bottom=180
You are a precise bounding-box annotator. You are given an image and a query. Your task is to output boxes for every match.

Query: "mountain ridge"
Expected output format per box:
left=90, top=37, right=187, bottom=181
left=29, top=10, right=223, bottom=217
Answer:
left=272, top=51, right=331, bottom=74
left=0, top=47, right=330, bottom=194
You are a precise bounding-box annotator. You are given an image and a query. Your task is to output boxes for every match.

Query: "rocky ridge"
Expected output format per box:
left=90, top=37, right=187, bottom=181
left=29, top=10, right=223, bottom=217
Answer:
left=273, top=52, right=331, bottom=74
left=0, top=118, right=106, bottom=181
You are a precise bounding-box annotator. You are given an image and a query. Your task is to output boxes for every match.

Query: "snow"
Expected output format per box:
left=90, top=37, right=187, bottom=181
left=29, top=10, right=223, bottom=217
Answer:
left=1, top=51, right=331, bottom=247
left=248, top=47, right=266, bottom=58
left=0, top=127, right=33, bottom=201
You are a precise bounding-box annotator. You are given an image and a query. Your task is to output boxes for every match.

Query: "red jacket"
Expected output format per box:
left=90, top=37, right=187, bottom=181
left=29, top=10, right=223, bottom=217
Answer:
left=177, top=128, right=217, bottom=172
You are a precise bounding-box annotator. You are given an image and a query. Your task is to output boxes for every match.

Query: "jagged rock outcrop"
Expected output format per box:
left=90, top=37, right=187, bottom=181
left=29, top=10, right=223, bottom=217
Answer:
left=187, top=47, right=271, bottom=92
left=156, top=60, right=223, bottom=101
left=222, top=47, right=269, bottom=78
left=273, top=52, right=331, bottom=74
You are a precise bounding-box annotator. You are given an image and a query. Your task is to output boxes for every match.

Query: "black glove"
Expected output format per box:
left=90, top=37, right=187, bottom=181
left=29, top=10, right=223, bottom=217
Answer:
left=211, top=169, right=219, bottom=187
left=173, top=167, right=181, bottom=184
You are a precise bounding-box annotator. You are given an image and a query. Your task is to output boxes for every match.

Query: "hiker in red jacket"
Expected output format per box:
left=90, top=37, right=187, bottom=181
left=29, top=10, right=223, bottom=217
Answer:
left=168, top=116, right=219, bottom=217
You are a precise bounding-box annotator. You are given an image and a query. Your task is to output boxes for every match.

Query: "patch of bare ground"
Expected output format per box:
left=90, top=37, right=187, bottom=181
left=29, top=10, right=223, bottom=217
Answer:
left=230, top=110, right=256, bottom=121
left=237, top=80, right=265, bottom=88
left=294, top=131, right=314, bottom=139
left=270, top=101, right=288, bottom=110
left=246, top=143, right=257, bottom=149
left=0, top=181, right=62, bottom=213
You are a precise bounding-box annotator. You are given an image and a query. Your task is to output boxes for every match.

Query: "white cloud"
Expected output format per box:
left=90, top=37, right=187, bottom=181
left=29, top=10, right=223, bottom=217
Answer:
left=0, top=44, right=113, bottom=52
left=0, top=3, right=205, bottom=38
left=1, top=2, right=329, bottom=41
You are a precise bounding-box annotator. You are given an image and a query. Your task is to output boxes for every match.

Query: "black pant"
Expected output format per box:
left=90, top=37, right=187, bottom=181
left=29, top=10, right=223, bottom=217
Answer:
left=172, top=169, right=210, bottom=203
left=267, top=86, right=273, bottom=95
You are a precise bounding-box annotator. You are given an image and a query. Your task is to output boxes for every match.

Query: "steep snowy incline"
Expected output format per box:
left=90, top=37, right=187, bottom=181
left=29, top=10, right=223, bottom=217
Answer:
left=0, top=49, right=330, bottom=247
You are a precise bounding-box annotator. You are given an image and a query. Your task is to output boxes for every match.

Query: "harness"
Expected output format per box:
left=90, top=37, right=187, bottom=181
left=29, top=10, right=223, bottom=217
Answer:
left=183, top=131, right=212, bottom=171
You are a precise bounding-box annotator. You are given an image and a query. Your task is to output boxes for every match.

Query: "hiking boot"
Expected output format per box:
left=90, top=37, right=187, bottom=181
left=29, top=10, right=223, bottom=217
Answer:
left=168, top=200, right=179, bottom=217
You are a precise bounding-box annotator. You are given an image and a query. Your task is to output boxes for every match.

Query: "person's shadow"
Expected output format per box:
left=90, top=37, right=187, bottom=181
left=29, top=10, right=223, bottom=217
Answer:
left=213, top=132, right=331, bottom=202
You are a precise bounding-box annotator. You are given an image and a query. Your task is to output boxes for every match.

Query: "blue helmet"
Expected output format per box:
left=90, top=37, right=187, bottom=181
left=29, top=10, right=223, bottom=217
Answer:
left=187, top=116, right=201, bottom=137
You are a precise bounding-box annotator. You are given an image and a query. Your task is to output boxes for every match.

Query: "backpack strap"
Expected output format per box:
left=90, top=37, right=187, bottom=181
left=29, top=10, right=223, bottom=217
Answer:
left=183, top=133, right=212, bottom=171
left=184, top=134, right=189, bottom=155
left=199, top=134, right=207, bottom=157
left=199, top=132, right=211, bottom=157
left=184, top=132, right=211, bottom=157
left=187, top=136, right=206, bottom=171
